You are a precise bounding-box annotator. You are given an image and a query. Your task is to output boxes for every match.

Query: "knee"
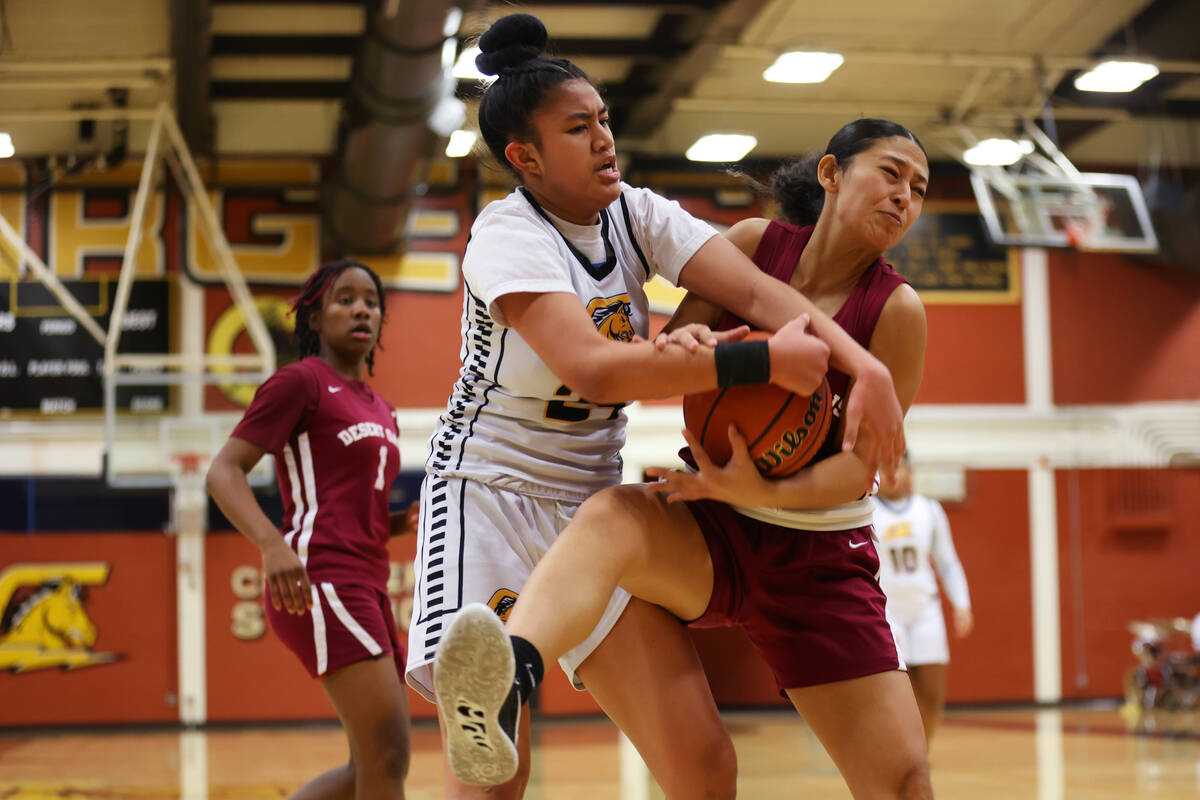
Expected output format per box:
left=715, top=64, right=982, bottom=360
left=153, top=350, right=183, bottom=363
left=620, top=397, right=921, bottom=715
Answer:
left=446, top=759, right=530, bottom=800
left=660, top=730, right=738, bottom=799
left=704, top=734, right=739, bottom=797
left=362, top=728, right=411, bottom=786
left=896, top=757, right=933, bottom=800
left=567, top=487, right=656, bottom=553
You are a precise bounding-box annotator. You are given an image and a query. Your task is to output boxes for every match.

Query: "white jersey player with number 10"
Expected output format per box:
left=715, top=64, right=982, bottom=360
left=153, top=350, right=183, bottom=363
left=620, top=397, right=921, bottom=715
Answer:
left=872, top=455, right=972, bottom=745
left=874, top=491, right=970, bottom=660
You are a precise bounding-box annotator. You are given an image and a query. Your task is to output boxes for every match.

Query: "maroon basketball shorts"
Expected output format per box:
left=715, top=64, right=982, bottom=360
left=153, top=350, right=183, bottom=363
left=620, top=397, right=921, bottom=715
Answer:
left=686, top=499, right=901, bottom=693
left=266, top=579, right=405, bottom=680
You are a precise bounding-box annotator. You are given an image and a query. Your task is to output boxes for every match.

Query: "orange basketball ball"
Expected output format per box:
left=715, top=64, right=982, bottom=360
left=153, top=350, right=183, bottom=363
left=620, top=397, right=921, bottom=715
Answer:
left=684, top=337, right=832, bottom=478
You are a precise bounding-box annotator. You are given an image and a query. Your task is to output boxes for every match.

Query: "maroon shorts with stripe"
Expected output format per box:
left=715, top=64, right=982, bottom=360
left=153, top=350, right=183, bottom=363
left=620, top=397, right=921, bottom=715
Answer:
left=266, top=580, right=405, bottom=680
left=686, top=499, right=900, bottom=693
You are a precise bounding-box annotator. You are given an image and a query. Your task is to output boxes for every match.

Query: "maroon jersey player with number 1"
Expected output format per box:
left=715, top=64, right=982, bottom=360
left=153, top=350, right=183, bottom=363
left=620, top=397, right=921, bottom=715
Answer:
left=207, top=260, right=417, bottom=800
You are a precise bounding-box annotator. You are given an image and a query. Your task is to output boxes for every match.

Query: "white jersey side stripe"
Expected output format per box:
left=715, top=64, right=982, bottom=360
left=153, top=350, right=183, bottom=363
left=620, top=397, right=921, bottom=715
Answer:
left=296, top=432, right=319, bottom=567
left=321, top=583, right=383, bottom=656
left=282, top=442, right=305, bottom=548
left=311, top=585, right=328, bottom=676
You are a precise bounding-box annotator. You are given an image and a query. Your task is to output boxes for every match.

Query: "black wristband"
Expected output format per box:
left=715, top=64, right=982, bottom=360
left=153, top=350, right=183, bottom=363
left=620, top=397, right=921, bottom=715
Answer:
left=714, top=339, right=771, bottom=387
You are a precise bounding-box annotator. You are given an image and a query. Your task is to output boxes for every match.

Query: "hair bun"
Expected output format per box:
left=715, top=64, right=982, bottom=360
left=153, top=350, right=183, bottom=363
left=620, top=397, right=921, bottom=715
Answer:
left=475, top=13, right=547, bottom=76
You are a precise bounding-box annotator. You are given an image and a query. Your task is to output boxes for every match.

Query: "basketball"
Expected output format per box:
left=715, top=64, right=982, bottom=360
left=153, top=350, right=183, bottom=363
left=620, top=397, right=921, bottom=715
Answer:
left=684, top=339, right=833, bottom=478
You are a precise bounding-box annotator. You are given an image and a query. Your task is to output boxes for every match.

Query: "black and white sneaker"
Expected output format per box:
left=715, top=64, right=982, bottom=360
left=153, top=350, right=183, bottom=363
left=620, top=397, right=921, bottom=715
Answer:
left=434, top=603, right=519, bottom=786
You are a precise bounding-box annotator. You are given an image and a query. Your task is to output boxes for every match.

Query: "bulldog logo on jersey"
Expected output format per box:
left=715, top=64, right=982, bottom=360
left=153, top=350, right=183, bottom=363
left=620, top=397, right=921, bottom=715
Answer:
left=0, top=563, right=118, bottom=673
left=487, top=589, right=519, bottom=623
left=587, top=294, right=635, bottom=342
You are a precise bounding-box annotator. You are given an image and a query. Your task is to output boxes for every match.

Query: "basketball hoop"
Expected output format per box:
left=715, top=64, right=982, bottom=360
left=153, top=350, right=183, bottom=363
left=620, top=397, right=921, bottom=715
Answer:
left=1064, top=218, right=1091, bottom=250
left=169, top=452, right=211, bottom=535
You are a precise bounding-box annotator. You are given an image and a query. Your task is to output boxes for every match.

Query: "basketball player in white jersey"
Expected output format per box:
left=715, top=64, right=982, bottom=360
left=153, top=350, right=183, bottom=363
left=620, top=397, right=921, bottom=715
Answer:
left=407, top=12, right=909, bottom=798
left=874, top=454, right=973, bottom=745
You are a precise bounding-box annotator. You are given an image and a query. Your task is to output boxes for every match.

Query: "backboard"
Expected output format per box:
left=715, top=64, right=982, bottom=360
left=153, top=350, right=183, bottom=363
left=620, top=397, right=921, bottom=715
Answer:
left=970, top=171, right=1159, bottom=253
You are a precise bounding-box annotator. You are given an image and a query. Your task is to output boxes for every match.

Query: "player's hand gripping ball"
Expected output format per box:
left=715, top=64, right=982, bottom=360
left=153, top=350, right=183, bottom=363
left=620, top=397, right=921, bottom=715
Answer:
left=684, top=333, right=832, bottom=478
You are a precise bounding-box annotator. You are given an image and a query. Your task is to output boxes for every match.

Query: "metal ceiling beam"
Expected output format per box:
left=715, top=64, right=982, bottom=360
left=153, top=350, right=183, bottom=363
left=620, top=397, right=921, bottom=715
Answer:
left=170, top=0, right=214, bottom=157
left=1050, top=0, right=1200, bottom=147
left=619, top=0, right=773, bottom=139
left=672, top=97, right=1141, bottom=123
left=0, top=59, right=173, bottom=74
left=722, top=46, right=1200, bottom=74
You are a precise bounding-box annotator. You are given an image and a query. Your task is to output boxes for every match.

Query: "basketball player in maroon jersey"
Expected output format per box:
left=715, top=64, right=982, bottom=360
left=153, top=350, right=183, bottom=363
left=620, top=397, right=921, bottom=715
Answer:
left=208, top=260, right=413, bottom=799
left=436, top=120, right=934, bottom=798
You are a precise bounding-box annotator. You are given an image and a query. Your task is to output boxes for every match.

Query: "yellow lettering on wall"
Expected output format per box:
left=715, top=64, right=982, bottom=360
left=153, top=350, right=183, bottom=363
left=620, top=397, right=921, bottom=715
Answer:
left=49, top=191, right=164, bottom=278
left=187, top=190, right=319, bottom=283
left=357, top=252, right=459, bottom=292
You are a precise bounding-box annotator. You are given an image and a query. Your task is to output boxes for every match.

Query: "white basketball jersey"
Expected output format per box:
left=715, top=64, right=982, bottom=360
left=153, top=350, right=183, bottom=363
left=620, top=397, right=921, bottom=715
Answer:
left=872, top=494, right=971, bottom=621
left=426, top=184, right=716, bottom=501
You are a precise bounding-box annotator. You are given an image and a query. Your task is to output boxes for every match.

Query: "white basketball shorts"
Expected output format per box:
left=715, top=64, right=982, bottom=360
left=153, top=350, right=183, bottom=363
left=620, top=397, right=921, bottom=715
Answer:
left=887, top=598, right=949, bottom=666
left=405, top=473, right=631, bottom=702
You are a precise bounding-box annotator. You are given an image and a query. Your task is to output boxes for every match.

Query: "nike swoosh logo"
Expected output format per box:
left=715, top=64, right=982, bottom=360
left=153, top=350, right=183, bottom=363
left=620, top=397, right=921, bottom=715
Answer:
left=849, top=539, right=870, bottom=549
left=328, top=386, right=343, bottom=393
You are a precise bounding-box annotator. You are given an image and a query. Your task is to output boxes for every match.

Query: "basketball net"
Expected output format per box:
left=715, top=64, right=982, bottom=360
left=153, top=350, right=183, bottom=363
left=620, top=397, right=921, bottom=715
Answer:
left=1064, top=218, right=1090, bottom=250
left=169, top=452, right=210, bottom=535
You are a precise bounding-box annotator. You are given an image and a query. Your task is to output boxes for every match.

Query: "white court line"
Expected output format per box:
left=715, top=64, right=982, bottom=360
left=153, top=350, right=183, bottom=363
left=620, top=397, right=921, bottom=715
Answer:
left=179, top=729, right=209, bottom=800
left=1036, top=708, right=1065, bottom=800
left=619, top=730, right=651, bottom=800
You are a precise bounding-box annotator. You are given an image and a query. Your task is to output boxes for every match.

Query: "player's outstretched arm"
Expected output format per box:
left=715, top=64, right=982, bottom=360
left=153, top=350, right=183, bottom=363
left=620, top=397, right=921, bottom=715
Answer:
left=207, top=437, right=312, bottom=615
left=681, top=222, right=906, bottom=480
left=496, top=291, right=828, bottom=403
left=648, top=282, right=926, bottom=507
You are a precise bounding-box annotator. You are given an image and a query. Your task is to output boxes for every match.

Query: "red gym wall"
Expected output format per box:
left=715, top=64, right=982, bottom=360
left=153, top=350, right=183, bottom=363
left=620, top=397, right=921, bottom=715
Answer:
left=2, top=158, right=1199, bottom=723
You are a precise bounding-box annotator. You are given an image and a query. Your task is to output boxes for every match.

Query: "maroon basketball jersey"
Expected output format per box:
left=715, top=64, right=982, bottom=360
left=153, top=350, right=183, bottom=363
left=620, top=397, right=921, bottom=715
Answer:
left=232, top=356, right=401, bottom=587
left=716, top=221, right=908, bottom=463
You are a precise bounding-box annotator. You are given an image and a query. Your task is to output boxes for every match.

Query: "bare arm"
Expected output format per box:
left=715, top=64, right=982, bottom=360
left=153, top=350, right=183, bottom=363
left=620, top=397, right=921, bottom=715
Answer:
left=648, top=284, right=926, bottom=509
left=681, top=218, right=907, bottom=477
left=206, top=437, right=312, bottom=614
left=497, top=290, right=829, bottom=404
left=390, top=501, right=420, bottom=537
left=683, top=220, right=878, bottom=378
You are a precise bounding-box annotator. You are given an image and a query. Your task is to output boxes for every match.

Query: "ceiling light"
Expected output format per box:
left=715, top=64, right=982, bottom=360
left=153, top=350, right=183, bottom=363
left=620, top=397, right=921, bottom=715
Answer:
left=445, top=129, right=477, bottom=158
left=1074, top=60, right=1159, bottom=92
left=443, top=7, right=463, bottom=37
left=963, top=138, right=1029, bottom=167
left=453, top=46, right=491, bottom=81
left=686, top=134, right=758, bottom=162
left=0, top=133, right=12, bottom=159
left=428, top=95, right=466, bottom=137
left=763, top=51, right=844, bottom=84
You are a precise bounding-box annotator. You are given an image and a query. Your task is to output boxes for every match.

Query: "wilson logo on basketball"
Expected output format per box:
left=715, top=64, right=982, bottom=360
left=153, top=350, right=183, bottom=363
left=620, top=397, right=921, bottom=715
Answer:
left=754, top=390, right=826, bottom=474
left=684, top=372, right=833, bottom=480
left=0, top=563, right=119, bottom=673
left=586, top=294, right=635, bottom=342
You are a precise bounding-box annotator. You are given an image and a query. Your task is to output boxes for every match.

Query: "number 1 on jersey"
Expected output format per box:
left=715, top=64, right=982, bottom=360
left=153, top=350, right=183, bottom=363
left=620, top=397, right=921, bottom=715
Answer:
left=375, top=445, right=388, bottom=491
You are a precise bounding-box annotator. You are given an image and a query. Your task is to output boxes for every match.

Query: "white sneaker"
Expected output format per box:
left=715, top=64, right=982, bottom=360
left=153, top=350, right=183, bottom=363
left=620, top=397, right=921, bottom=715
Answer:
left=434, top=603, right=519, bottom=786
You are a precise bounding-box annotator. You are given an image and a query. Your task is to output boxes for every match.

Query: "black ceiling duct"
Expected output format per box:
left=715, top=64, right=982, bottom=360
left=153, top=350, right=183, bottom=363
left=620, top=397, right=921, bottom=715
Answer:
left=324, top=0, right=463, bottom=256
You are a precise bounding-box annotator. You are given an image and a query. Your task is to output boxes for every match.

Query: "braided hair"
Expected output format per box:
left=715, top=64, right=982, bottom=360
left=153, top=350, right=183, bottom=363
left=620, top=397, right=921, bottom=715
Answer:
left=291, top=259, right=386, bottom=376
left=474, top=13, right=594, bottom=178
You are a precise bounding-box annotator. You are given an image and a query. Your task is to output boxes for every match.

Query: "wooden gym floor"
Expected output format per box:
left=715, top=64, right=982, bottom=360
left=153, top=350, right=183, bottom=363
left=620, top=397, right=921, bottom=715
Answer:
left=1, top=706, right=1197, bottom=798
